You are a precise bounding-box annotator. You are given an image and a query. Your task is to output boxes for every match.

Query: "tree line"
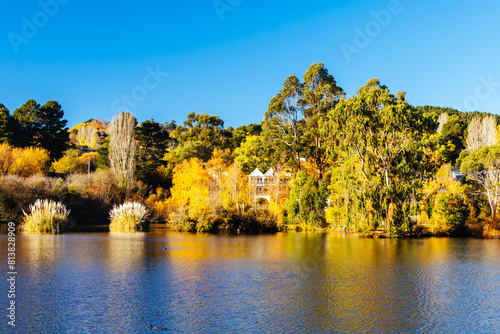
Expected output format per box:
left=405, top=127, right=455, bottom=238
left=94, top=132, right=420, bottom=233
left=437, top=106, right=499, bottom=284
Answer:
left=1, top=62, right=500, bottom=237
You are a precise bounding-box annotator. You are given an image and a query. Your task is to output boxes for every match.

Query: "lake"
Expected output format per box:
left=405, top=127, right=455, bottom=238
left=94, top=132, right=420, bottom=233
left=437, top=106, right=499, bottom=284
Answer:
left=1, top=227, right=500, bottom=333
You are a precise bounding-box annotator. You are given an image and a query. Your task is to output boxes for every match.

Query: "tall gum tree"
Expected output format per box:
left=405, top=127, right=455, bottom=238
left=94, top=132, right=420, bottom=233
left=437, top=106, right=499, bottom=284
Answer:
left=301, top=62, right=344, bottom=179
left=263, top=75, right=304, bottom=171
left=328, top=78, right=424, bottom=231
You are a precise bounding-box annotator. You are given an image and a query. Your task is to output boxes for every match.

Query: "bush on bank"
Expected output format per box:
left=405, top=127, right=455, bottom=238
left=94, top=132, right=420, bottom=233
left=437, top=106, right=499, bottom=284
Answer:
left=21, top=199, right=71, bottom=234
left=109, top=202, right=149, bottom=231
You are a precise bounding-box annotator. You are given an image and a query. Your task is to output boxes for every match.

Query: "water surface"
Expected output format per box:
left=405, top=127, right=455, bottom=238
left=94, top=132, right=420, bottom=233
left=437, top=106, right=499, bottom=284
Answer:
left=1, top=229, right=500, bottom=333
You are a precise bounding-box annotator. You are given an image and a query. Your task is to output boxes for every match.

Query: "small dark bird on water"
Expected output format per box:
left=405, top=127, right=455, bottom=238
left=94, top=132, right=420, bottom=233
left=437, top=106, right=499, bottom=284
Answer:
left=150, top=324, right=168, bottom=331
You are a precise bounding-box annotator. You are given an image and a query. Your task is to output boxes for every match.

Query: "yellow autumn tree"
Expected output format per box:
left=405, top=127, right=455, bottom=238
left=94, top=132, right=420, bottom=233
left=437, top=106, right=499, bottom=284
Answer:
left=10, top=147, right=50, bottom=177
left=220, top=162, right=249, bottom=214
left=422, top=164, right=463, bottom=196
left=206, top=149, right=230, bottom=215
left=420, top=163, right=472, bottom=235
left=170, top=158, right=211, bottom=220
left=76, top=152, right=98, bottom=172
left=52, top=149, right=80, bottom=174
left=0, top=143, right=15, bottom=174
left=52, top=149, right=98, bottom=174
left=70, top=119, right=106, bottom=149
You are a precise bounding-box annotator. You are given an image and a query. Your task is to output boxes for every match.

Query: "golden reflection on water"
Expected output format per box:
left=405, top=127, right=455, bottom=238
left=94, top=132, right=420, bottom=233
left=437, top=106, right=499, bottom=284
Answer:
left=3, top=230, right=500, bottom=333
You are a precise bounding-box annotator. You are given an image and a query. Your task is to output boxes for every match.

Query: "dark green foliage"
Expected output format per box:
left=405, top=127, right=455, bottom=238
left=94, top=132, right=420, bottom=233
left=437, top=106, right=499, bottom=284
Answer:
left=435, top=192, right=469, bottom=236
left=97, top=138, right=110, bottom=169
left=135, top=119, right=173, bottom=187
left=285, top=172, right=329, bottom=228
left=12, top=99, right=69, bottom=159
left=229, top=123, right=262, bottom=149
left=440, top=115, right=466, bottom=164
left=0, top=103, right=12, bottom=143
left=12, top=99, right=40, bottom=147
left=37, top=101, right=70, bottom=159
left=169, top=112, right=230, bottom=162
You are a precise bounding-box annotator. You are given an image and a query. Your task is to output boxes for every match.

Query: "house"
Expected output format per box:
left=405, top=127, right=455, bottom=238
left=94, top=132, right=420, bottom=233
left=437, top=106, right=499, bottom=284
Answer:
left=248, top=168, right=274, bottom=202
left=450, top=169, right=465, bottom=181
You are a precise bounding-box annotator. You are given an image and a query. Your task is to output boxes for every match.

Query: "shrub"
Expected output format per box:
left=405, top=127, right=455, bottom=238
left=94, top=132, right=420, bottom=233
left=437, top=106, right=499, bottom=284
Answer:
left=285, top=172, right=329, bottom=229
left=430, top=192, right=470, bottom=236
left=21, top=199, right=71, bottom=234
left=109, top=202, right=148, bottom=231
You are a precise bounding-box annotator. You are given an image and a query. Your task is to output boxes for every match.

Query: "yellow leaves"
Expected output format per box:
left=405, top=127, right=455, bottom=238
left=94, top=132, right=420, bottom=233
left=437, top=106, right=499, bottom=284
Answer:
left=0, top=143, right=15, bottom=174
left=0, top=143, right=50, bottom=177
left=77, top=124, right=99, bottom=148
left=170, top=158, right=211, bottom=218
left=496, top=124, right=500, bottom=144
left=168, top=151, right=250, bottom=222
left=220, top=162, right=248, bottom=210
left=70, top=119, right=106, bottom=149
left=52, top=149, right=98, bottom=174
left=422, top=163, right=463, bottom=196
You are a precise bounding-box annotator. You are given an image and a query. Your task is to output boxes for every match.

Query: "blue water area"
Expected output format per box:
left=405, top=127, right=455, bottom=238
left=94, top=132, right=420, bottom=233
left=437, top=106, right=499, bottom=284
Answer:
left=1, top=229, right=500, bottom=333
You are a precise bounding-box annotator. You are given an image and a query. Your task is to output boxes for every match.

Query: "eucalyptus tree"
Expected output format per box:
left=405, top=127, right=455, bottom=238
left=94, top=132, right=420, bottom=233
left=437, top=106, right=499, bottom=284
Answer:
left=169, top=112, right=229, bottom=163
left=301, top=62, right=344, bottom=178
left=262, top=74, right=305, bottom=171
left=327, top=78, right=425, bottom=233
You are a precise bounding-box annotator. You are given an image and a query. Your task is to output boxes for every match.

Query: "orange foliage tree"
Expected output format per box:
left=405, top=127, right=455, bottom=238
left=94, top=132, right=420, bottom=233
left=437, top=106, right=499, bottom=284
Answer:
left=0, top=143, right=50, bottom=177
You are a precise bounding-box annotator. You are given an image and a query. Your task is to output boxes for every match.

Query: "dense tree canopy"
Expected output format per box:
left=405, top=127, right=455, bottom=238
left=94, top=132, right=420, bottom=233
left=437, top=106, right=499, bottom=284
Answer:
left=168, top=112, right=230, bottom=163
left=12, top=99, right=69, bottom=159
left=3, top=62, right=500, bottom=237
left=327, top=78, right=427, bottom=232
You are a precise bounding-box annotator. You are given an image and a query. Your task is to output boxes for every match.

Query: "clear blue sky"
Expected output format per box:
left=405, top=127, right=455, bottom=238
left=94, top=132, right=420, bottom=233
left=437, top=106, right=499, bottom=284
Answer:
left=1, top=0, right=499, bottom=128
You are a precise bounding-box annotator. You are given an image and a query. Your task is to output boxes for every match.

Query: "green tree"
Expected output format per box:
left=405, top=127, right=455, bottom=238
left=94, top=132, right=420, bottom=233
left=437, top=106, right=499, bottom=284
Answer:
left=461, top=144, right=500, bottom=220
left=263, top=75, right=305, bottom=171
left=285, top=171, right=329, bottom=228
left=440, top=114, right=466, bottom=164
left=328, top=78, right=424, bottom=233
left=301, top=63, right=344, bottom=179
left=12, top=99, right=40, bottom=148
left=37, top=100, right=70, bottom=159
left=234, top=135, right=273, bottom=173
left=168, top=112, right=229, bottom=163
left=135, top=119, right=172, bottom=185
left=0, top=103, right=12, bottom=143
left=229, top=124, right=262, bottom=150
left=12, top=99, right=69, bottom=158
left=432, top=192, right=469, bottom=236
left=97, top=137, right=110, bottom=170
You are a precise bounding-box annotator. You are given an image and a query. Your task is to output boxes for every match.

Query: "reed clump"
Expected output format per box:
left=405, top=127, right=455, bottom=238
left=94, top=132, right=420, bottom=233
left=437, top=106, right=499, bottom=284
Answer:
left=109, top=202, right=148, bottom=231
left=21, top=199, right=71, bottom=234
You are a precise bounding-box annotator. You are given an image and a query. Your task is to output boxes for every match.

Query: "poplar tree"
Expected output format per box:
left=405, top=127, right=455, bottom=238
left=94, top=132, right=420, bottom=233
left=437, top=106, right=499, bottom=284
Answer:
left=109, top=112, right=137, bottom=191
